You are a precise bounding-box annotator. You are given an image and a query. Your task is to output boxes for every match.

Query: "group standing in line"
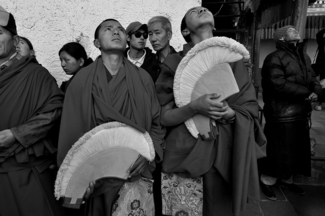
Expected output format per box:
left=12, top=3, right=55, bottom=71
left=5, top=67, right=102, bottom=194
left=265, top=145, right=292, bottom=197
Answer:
left=0, top=4, right=322, bottom=216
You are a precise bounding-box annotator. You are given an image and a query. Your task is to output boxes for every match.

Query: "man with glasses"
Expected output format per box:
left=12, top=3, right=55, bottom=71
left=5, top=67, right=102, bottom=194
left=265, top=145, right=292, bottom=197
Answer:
left=125, top=21, right=155, bottom=74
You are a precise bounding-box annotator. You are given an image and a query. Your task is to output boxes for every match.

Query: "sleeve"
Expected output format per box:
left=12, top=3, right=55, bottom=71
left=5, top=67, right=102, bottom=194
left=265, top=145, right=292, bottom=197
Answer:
left=11, top=109, right=61, bottom=148
left=155, top=53, right=183, bottom=106
left=262, top=54, right=311, bottom=99
left=305, top=54, right=323, bottom=97
left=147, top=78, right=166, bottom=163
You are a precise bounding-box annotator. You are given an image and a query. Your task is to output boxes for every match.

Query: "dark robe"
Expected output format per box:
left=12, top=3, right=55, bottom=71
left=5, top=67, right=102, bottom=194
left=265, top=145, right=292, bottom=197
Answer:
left=145, top=46, right=177, bottom=83
left=60, top=76, right=74, bottom=93
left=0, top=55, right=65, bottom=216
left=58, top=56, right=165, bottom=216
left=155, top=42, right=266, bottom=216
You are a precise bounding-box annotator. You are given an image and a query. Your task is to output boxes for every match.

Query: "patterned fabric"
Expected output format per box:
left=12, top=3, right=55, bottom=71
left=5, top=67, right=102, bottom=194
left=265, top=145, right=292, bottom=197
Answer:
left=161, top=173, right=203, bottom=216
left=112, top=178, right=154, bottom=216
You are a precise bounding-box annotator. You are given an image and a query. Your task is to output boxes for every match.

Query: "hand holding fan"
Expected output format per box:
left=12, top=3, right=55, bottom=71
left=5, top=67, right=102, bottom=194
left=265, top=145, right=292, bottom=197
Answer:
left=55, top=122, right=155, bottom=209
left=174, top=37, right=250, bottom=139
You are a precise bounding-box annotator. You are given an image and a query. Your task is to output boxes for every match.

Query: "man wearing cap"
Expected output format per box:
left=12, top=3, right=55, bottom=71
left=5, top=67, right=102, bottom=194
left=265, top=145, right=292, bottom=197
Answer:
left=124, top=21, right=155, bottom=74
left=259, top=25, right=322, bottom=200
left=0, top=6, right=65, bottom=216
left=58, top=18, right=165, bottom=216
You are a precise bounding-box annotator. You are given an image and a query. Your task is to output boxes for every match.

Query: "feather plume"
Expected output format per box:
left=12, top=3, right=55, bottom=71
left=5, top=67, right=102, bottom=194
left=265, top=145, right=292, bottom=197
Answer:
left=174, top=37, right=249, bottom=138
left=55, top=122, right=154, bottom=201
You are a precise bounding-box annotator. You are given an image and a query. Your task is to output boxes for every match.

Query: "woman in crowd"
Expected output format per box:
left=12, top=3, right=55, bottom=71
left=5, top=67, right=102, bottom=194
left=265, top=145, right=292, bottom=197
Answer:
left=59, top=42, right=93, bottom=92
left=16, top=36, right=35, bottom=57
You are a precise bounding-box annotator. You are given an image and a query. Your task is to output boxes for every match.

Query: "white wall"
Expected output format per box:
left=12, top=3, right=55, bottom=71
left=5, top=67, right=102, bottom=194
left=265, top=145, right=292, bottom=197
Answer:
left=2, top=0, right=201, bottom=85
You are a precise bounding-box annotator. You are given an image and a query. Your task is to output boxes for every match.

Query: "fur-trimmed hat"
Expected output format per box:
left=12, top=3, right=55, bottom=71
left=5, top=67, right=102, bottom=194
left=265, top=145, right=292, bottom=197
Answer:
left=0, top=6, right=17, bottom=35
left=274, top=25, right=295, bottom=41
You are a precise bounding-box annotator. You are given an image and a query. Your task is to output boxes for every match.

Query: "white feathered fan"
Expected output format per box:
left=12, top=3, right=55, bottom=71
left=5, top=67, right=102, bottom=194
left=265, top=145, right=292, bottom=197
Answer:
left=55, top=122, right=155, bottom=209
left=174, top=37, right=250, bottom=139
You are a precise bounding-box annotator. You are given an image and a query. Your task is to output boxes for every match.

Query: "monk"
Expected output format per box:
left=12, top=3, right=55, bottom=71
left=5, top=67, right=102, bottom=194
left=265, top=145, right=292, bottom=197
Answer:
left=156, top=7, right=266, bottom=216
left=0, top=6, right=65, bottom=216
left=57, top=18, right=165, bottom=216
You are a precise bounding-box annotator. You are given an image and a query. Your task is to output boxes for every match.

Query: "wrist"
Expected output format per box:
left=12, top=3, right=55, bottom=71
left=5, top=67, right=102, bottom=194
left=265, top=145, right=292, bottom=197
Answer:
left=223, top=108, right=235, bottom=120
left=188, top=101, right=198, bottom=115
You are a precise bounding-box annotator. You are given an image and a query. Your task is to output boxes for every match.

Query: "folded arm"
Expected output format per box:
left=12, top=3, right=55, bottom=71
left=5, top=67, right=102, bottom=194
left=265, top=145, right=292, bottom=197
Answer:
left=10, top=109, right=61, bottom=148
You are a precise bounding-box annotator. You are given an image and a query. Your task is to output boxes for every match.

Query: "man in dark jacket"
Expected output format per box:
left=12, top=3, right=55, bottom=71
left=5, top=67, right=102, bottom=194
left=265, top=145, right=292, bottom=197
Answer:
left=124, top=21, right=155, bottom=75
left=146, top=16, right=177, bottom=83
left=0, top=6, right=65, bottom=216
left=260, top=25, right=322, bottom=200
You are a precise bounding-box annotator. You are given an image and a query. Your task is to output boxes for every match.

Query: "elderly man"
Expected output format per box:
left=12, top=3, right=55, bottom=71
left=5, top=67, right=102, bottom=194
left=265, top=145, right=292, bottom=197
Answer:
left=0, top=6, right=65, bottom=216
left=58, top=18, right=165, bottom=216
left=259, top=25, right=322, bottom=200
left=155, top=6, right=266, bottom=216
left=146, top=16, right=177, bottom=83
left=124, top=21, right=155, bottom=73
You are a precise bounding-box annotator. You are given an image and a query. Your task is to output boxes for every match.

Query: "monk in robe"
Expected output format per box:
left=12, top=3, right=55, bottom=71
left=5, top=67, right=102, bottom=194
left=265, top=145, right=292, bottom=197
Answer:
left=155, top=7, right=266, bottom=216
left=57, top=18, right=165, bottom=216
left=0, top=6, right=65, bottom=216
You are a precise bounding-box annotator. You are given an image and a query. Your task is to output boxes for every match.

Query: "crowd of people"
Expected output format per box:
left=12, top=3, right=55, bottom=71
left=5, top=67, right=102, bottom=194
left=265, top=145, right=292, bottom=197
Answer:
left=0, top=4, right=322, bottom=216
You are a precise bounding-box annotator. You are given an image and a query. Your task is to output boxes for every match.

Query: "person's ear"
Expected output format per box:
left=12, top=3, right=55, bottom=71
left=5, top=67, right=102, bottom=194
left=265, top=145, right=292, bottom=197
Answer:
left=167, top=31, right=172, bottom=40
left=127, top=34, right=131, bottom=42
left=181, top=28, right=190, bottom=37
left=30, top=50, right=35, bottom=56
left=279, top=36, right=285, bottom=41
left=79, top=58, right=85, bottom=67
left=13, top=35, right=19, bottom=47
left=93, top=39, right=100, bottom=49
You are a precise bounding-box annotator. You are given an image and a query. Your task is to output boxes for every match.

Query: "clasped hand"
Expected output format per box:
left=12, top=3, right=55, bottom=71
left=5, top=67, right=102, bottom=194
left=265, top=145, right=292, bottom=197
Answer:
left=191, top=93, right=235, bottom=120
left=0, top=129, right=16, bottom=149
left=306, top=92, right=318, bottom=102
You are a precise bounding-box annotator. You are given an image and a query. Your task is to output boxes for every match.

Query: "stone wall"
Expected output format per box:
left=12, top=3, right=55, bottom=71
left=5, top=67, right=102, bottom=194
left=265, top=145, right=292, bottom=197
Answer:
left=2, top=0, right=201, bottom=84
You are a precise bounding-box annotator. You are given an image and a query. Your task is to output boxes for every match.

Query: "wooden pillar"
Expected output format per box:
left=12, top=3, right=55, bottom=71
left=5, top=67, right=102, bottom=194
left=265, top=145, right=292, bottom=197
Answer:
left=291, top=0, right=308, bottom=39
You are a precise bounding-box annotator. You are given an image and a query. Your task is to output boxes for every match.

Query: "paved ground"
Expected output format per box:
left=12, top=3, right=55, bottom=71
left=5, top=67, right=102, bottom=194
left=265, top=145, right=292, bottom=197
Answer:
left=247, top=97, right=325, bottom=216
left=310, top=106, right=325, bottom=160
left=240, top=185, right=325, bottom=216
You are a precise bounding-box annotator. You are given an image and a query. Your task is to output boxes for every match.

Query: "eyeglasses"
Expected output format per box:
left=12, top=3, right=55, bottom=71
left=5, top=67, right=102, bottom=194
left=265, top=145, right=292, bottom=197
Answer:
left=133, top=31, right=148, bottom=39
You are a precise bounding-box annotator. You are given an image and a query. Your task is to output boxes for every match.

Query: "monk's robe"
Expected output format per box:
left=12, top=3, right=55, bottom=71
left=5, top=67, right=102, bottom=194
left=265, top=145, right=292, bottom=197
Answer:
left=58, top=56, right=165, bottom=216
left=60, top=75, right=74, bottom=93
left=156, top=42, right=267, bottom=216
left=0, top=54, right=65, bottom=216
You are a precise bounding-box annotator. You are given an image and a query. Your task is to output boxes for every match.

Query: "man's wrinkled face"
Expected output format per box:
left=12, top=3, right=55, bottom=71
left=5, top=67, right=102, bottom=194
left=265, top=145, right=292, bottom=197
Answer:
left=95, top=20, right=127, bottom=52
left=0, top=26, right=17, bottom=60
left=148, top=22, right=171, bottom=52
left=184, top=6, right=214, bottom=32
left=283, top=28, right=301, bottom=42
